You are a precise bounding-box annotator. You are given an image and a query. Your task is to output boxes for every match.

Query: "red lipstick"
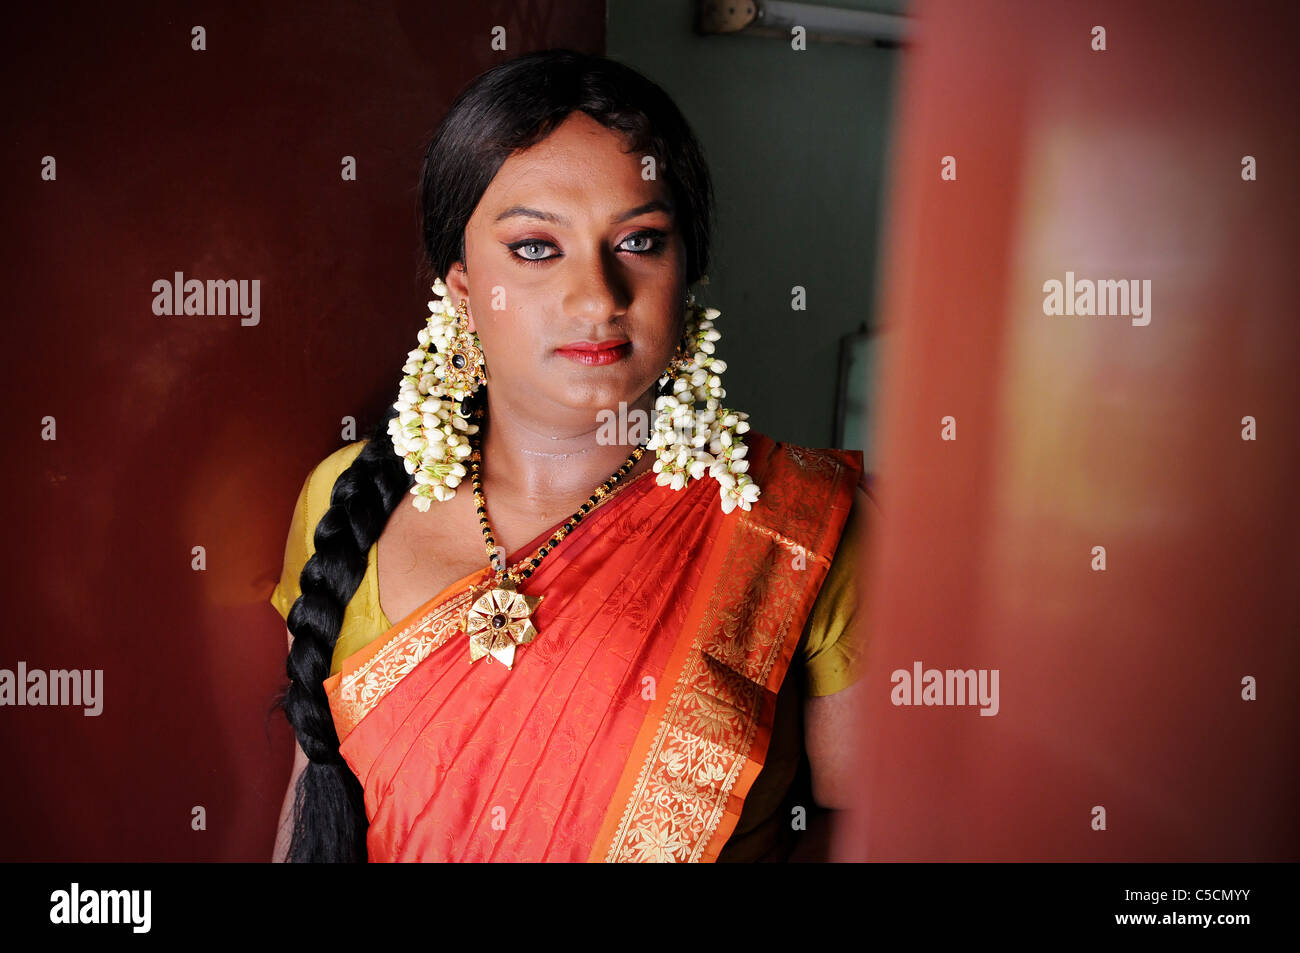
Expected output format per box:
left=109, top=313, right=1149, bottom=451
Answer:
left=555, top=339, right=631, bottom=366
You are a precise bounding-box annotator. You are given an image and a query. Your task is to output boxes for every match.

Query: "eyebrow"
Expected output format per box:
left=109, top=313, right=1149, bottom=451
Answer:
left=493, top=200, right=675, bottom=227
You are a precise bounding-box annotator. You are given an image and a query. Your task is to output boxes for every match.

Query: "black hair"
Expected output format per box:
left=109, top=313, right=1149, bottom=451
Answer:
left=275, top=48, right=716, bottom=862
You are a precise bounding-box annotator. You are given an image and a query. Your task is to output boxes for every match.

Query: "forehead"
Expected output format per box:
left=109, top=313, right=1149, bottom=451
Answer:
left=477, top=112, right=670, bottom=217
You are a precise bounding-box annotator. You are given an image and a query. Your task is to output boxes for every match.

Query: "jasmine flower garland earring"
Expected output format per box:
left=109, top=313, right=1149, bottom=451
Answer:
left=648, top=285, right=761, bottom=514
left=388, top=277, right=484, bottom=511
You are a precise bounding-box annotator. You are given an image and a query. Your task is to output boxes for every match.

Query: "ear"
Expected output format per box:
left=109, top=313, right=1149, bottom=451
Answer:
left=443, top=262, right=474, bottom=331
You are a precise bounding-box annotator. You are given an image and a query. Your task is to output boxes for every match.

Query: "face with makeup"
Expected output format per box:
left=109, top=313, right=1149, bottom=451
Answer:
left=442, top=111, right=688, bottom=433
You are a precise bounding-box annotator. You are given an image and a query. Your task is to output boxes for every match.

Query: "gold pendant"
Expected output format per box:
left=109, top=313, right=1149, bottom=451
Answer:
left=465, top=577, right=542, bottom=669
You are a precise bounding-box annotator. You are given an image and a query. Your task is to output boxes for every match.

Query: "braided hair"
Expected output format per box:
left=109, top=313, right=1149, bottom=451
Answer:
left=275, top=48, right=716, bottom=861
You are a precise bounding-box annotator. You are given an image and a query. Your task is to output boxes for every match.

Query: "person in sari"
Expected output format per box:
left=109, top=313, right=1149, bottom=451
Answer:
left=270, top=49, right=873, bottom=863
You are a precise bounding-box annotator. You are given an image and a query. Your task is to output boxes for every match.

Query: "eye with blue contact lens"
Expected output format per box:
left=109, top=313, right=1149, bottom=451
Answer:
left=506, top=230, right=668, bottom=267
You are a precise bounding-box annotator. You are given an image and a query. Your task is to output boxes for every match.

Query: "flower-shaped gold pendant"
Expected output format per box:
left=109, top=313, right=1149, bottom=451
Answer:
left=465, top=579, right=542, bottom=669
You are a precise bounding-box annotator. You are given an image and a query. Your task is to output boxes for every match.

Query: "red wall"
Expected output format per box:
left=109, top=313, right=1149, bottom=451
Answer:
left=1, top=1, right=603, bottom=861
left=842, top=0, right=1299, bottom=860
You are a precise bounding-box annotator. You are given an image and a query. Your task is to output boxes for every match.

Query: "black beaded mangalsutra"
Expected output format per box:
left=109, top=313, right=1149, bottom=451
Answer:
left=460, top=432, right=647, bottom=668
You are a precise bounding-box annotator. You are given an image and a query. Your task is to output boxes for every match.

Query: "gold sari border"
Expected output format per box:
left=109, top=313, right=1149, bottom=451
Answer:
left=324, top=570, right=489, bottom=743
left=590, top=440, right=861, bottom=862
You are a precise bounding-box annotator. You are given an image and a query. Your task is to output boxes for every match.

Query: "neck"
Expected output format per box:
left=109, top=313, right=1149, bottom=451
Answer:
left=479, top=386, right=657, bottom=503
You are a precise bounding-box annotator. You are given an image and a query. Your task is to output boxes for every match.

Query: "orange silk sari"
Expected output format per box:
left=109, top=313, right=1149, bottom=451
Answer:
left=322, top=432, right=861, bottom=862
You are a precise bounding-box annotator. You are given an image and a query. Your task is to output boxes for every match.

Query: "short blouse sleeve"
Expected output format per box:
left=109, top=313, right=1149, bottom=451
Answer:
left=801, top=488, right=874, bottom=696
left=269, top=441, right=369, bottom=622
left=269, top=471, right=312, bottom=623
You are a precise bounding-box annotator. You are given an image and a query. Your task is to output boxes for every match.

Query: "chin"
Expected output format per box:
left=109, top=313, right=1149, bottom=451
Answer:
left=557, top=371, right=656, bottom=417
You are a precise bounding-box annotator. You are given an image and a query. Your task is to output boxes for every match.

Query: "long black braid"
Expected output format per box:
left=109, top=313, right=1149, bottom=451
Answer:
left=279, top=405, right=409, bottom=861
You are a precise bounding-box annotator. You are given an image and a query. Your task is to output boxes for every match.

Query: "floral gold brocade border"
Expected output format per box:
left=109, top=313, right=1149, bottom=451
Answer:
left=592, top=442, right=860, bottom=862
left=326, top=586, right=477, bottom=742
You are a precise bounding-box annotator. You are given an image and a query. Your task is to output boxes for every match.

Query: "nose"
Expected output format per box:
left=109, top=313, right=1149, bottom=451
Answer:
left=561, top=243, right=630, bottom=326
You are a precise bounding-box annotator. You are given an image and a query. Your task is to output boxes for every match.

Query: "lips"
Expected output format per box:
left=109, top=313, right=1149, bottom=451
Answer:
left=555, top=339, right=632, bottom=366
